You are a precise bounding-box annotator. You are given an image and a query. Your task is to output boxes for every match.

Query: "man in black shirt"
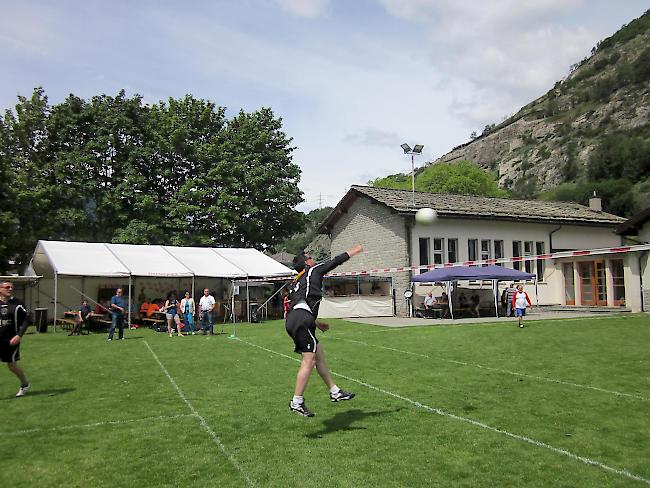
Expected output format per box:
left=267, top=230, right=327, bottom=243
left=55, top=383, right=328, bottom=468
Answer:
left=0, top=281, right=31, bottom=397
left=286, top=244, right=363, bottom=417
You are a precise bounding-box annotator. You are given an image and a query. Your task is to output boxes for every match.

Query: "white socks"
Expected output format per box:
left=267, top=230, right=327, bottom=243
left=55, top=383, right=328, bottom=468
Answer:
left=330, top=385, right=340, bottom=395
left=292, top=395, right=303, bottom=405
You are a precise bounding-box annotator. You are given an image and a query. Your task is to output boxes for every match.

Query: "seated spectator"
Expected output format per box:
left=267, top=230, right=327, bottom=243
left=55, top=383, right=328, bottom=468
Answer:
left=423, top=292, right=435, bottom=309
left=139, top=297, right=150, bottom=320
left=94, top=300, right=109, bottom=314
left=146, top=300, right=161, bottom=317
left=437, top=292, right=450, bottom=318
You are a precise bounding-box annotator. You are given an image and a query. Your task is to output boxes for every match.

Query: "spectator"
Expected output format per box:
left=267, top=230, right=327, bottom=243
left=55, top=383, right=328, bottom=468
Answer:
left=162, top=292, right=183, bottom=337
left=70, top=299, right=91, bottom=336
left=423, top=292, right=435, bottom=310
left=139, top=297, right=150, bottom=321
left=146, top=300, right=161, bottom=317
left=95, top=300, right=109, bottom=315
left=470, top=293, right=480, bottom=318
left=283, top=291, right=291, bottom=319
left=180, top=291, right=196, bottom=335
left=437, top=292, right=450, bottom=318
left=199, top=288, right=216, bottom=335
left=506, top=283, right=516, bottom=317
left=107, top=288, right=127, bottom=341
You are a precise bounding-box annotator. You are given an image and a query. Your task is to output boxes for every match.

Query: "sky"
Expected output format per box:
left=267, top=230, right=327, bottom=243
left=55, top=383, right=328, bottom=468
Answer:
left=1, top=1, right=648, bottom=212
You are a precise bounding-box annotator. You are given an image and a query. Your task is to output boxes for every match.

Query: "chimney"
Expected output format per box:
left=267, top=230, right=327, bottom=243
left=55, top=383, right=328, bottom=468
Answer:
left=589, top=191, right=602, bottom=212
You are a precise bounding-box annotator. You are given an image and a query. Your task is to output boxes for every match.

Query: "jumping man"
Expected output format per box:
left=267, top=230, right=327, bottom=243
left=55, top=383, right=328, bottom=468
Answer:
left=286, top=245, right=363, bottom=417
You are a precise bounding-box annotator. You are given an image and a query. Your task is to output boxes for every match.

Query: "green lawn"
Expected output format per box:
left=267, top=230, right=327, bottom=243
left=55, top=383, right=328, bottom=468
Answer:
left=1, top=315, right=649, bottom=487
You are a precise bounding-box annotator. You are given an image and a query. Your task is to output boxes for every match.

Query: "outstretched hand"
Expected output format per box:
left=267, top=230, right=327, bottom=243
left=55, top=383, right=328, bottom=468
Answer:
left=316, top=320, right=330, bottom=332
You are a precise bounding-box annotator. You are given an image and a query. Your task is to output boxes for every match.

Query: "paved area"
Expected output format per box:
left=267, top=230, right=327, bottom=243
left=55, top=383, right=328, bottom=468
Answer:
left=346, top=310, right=631, bottom=328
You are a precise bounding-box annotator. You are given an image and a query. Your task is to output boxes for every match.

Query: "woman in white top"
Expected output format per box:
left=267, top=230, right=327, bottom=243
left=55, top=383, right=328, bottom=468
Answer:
left=180, top=291, right=196, bottom=335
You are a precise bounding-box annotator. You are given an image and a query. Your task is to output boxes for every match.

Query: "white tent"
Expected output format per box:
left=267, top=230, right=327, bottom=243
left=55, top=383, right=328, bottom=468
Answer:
left=30, top=240, right=294, bottom=327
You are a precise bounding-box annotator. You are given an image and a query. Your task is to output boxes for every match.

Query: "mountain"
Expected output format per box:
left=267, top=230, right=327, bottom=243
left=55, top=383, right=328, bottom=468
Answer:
left=431, top=10, right=650, bottom=216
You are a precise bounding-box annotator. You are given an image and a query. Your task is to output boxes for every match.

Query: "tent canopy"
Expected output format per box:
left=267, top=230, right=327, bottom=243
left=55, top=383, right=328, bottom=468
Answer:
left=31, top=240, right=294, bottom=279
left=412, top=265, right=535, bottom=283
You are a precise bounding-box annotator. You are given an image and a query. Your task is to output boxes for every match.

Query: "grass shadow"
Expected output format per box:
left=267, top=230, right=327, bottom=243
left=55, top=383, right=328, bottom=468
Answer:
left=306, top=407, right=403, bottom=439
left=2, top=387, right=75, bottom=400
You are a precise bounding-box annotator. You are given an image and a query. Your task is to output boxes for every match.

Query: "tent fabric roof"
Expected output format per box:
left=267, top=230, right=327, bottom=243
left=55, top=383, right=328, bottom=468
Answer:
left=31, top=241, right=294, bottom=279
left=412, top=265, right=535, bottom=282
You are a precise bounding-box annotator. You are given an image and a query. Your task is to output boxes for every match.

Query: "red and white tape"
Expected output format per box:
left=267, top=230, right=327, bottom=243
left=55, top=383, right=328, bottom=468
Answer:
left=250, top=243, right=650, bottom=281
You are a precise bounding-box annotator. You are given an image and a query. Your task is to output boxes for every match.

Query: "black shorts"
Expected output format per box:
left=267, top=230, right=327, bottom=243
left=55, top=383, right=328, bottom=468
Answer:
left=285, top=309, right=318, bottom=354
left=0, top=339, right=20, bottom=363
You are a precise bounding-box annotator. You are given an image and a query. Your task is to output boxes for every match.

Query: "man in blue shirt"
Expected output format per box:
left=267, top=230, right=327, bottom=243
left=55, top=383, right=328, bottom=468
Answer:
left=107, top=288, right=127, bottom=341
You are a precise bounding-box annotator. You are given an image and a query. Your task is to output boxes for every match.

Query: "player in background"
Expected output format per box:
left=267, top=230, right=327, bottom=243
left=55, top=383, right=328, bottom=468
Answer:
left=512, top=284, right=532, bottom=328
left=0, top=281, right=31, bottom=397
left=286, top=245, right=363, bottom=417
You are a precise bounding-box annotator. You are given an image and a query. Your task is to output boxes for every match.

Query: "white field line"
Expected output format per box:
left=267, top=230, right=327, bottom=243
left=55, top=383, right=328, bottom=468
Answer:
left=0, top=413, right=196, bottom=437
left=144, top=341, right=254, bottom=488
left=329, top=336, right=650, bottom=402
left=237, top=337, right=650, bottom=486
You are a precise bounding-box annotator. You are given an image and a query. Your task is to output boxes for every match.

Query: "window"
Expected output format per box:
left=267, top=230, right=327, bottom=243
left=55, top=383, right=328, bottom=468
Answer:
left=433, top=238, right=444, bottom=264
left=494, top=240, right=504, bottom=266
left=468, top=239, right=478, bottom=261
left=535, top=242, right=545, bottom=280
left=448, top=239, right=458, bottom=264
left=419, top=238, right=430, bottom=266
left=611, top=259, right=625, bottom=305
left=481, top=239, right=491, bottom=264
left=513, top=241, right=522, bottom=270
left=524, top=241, right=534, bottom=274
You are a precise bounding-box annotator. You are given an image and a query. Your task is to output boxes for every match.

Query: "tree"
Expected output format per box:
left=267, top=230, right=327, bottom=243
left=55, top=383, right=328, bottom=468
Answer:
left=0, top=88, right=306, bottom=271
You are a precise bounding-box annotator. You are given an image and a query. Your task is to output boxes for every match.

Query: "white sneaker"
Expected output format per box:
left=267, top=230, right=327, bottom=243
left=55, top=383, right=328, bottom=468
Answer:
left=16, top=384, right=31, bottom=397
left=191, top=332, right=196, bottom=335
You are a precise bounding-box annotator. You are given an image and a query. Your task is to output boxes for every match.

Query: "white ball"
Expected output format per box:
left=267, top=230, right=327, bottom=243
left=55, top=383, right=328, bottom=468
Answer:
left=415, top=207, right=437, bottom=225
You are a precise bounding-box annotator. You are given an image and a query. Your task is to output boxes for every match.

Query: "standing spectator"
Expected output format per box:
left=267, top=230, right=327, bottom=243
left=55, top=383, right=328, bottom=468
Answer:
left=162, top=292, right=183, bottom=337
left=107, top=288, right=127, bottom=341
left=0, top=281, right=31, bottom=397
left=505, top=283, right=516, bottom=317
left=470, top=293, right=480, bottom=318
left=512, top=284, right=532, bottom=328
left=199, top=288, right=216, bottom=335
left=282, top=291, right=291, bottom=319
left=286, top=245, right=363, bottom=417
left=180, top=291, right=196, bottom=335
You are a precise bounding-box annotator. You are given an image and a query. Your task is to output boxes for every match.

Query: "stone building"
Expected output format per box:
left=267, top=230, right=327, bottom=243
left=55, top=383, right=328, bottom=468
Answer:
left=318, top=185, right=645, bottom=317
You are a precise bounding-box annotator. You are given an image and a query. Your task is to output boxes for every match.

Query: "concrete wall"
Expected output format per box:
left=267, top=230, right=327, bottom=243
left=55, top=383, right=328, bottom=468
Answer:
left=329, top=197, right=410, bottom=315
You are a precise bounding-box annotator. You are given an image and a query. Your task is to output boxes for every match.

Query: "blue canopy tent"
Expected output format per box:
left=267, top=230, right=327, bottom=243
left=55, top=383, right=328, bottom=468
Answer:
left=412, top=265, right=536, bottom=319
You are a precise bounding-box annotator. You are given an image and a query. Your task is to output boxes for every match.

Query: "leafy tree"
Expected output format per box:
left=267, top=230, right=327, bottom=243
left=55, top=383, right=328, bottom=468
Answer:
left=0, top=88, right=305, bottom=271
left=370, top=160, right=508, bottom=197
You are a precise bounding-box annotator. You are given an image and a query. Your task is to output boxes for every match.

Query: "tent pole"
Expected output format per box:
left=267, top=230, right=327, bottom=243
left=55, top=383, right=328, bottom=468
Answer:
left=493, top=280, right=499, bottom=317
left=447, top=281, right=454, bottom=320
left=128, top=275, right=132, bottom=329
left=228, top=280, right=238, bottom=339
left=246, top=279, right=250, bottom=323
left=54, top=273, right=58, bottom=332
left=535, top=278, right=539, bottom=307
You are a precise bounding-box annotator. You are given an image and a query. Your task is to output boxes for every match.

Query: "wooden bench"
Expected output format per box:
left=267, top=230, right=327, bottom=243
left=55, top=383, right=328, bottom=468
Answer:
left=57, top=318, right=78, bottom=331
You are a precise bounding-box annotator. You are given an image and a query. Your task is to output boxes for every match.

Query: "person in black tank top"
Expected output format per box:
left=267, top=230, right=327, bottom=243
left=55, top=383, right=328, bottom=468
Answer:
left=286, top=244, right=363, bottom=417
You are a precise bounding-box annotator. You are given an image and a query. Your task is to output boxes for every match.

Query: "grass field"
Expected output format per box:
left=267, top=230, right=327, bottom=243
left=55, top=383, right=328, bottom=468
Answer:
left=1, top=314, right=649, bottom=487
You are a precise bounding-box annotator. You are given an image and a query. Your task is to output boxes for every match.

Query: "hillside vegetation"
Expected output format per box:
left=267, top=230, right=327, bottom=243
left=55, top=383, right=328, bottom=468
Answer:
left=431, top=10, right=650, bottom=217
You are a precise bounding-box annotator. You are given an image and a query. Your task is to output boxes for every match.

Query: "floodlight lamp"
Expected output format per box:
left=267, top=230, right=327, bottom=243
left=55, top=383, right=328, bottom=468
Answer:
left=401, top=143, right=411, bottom=154
left=413, top=144, right=424, bottom=154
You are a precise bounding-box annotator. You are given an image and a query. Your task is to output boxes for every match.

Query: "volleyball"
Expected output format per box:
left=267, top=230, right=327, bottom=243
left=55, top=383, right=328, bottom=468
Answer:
left=415, top=207, right=437, bottom=225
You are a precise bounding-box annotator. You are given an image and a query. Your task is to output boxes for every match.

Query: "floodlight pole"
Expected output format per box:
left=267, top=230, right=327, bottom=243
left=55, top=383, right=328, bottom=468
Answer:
left=401, top=143, right=423, bottom=208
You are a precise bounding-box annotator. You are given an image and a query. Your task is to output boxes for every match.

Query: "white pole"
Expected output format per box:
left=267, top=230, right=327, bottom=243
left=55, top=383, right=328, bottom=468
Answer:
left=447, top=281, right=454, bottom=320
left=54, top=273, right=58, bottom=332
left=493, top=280, right=499, bottom=317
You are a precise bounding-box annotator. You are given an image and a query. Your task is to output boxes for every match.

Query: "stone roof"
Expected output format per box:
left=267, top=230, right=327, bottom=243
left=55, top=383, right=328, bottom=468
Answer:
left=320, top=185, right=625, bottom=231
left=616, top=205, right=650, bottom=235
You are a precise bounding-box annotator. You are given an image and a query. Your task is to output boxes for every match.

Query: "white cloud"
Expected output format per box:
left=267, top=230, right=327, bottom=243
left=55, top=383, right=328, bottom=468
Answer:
left=274, top=0, right=331, bottom=18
